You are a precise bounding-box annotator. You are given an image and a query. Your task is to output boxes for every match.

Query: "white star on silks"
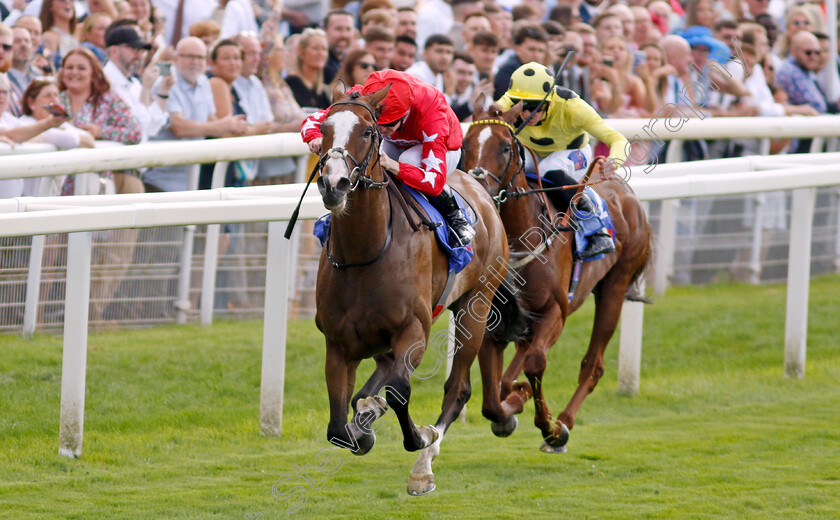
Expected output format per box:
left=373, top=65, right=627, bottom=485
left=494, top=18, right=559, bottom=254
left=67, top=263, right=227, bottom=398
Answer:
left=301, top=118, right=319, bottom=134
left=420, top=151, right=444, bottom=185
left=422, top=131, right=438, bottom=143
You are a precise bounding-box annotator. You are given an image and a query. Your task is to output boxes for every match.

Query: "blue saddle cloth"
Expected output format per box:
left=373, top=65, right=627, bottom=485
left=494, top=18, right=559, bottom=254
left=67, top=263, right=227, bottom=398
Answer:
left=525, top=174, right=615, bottom=262
left=313, top=184, right=475, bottom=273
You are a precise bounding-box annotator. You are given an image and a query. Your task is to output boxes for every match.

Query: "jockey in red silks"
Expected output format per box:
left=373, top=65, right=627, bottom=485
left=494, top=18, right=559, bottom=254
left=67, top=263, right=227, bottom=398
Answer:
left=301, top=69, right=476, bottom=246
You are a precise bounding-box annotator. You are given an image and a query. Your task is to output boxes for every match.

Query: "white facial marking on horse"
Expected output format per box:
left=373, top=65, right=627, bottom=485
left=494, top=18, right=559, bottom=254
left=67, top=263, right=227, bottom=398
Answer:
left=476, top=127, right=492, bottom=159
left=323, top=111, right=360, bottom=187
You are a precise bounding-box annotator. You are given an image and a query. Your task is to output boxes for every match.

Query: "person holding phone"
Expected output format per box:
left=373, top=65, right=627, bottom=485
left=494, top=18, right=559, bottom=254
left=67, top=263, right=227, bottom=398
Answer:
left=103, top=24, right=172, bottom=152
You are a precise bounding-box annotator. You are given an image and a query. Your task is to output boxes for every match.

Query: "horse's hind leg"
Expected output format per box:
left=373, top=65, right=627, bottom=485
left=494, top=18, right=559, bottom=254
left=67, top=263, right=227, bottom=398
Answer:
left=557, top=278, right=628, bottom=431
left=408, top=296, right=494, bottom=495
left=350, top=352, right=395, bottom=414
left=377, top=320, right=439, bottom=455
left=478, top=337, right=531, bottom=437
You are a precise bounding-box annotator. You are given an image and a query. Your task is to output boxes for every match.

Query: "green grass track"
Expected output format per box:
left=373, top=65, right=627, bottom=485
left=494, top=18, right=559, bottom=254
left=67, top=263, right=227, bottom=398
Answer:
left=1, top=276, right=839, bottom=519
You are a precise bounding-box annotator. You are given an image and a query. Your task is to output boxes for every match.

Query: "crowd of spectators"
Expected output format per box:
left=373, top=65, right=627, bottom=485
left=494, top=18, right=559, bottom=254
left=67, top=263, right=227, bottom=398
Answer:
left=0, top=0, right=836, bottom=315
left=1, top=0, right=838, bottom=196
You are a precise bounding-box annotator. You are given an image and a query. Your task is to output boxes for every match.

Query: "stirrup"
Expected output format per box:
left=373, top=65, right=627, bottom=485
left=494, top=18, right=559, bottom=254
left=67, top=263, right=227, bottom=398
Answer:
left=449, top=218, right=476, bottom=247
left=579, top=231, right=615, bottom=259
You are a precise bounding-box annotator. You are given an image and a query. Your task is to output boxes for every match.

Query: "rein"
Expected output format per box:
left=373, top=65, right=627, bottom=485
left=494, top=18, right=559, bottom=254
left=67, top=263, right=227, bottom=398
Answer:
left=319, top=96, right=394, bottom=269
left=467, top=119, right=525, bottom=210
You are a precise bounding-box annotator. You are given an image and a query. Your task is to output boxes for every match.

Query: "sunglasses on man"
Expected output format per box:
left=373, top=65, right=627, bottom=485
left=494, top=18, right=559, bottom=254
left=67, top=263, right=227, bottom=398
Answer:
left=520, top=100, right=547, bottom=113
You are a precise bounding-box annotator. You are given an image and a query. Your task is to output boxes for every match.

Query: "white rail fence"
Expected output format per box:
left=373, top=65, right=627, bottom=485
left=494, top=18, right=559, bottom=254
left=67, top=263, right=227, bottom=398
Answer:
left=2, top=117, right=840, bottom=458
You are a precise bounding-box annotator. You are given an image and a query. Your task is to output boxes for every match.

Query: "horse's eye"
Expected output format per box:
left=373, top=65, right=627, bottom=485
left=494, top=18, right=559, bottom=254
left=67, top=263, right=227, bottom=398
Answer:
left=364, top=127, right=373, bottom=138
left=502, top=144, right=511, bottom=154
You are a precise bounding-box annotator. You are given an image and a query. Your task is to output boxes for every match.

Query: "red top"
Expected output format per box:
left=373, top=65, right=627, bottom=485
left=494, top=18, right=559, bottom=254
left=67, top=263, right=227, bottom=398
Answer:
left=301, top=70, right=462, bottom=196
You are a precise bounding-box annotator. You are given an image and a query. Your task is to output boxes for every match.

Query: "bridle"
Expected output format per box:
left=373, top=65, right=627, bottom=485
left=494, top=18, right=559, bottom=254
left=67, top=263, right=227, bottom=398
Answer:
left=466, top=118, right=527, bottom=209
left=318, top=96, right=388, bottom=191
left=319, top=95, right=394, bottom=269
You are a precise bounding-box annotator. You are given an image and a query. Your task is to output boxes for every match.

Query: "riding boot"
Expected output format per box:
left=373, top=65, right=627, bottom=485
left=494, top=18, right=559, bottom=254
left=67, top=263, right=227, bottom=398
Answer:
left=431, top=185, right=476, bottom=246
left=573, top=194, right=615, bottom=259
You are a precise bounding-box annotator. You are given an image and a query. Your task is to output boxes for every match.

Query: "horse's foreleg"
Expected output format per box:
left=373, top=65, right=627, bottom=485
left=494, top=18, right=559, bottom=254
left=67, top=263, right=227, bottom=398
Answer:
left=522, top=305, right=570, bottom=451
left=324, top=343, right=374, bottom=455
left=557, top=281, right=627, bottom=430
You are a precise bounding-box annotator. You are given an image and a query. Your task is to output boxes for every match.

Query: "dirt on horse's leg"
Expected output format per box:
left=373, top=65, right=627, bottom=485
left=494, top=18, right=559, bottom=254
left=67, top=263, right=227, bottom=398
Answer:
left=324, top=343, right=374, bottom=455
left=558, top=282, right=627, bottom=430
left=478, top=338, right=530, bottom=436
left=350, top=352, right=395, bottom=414
left=522, top=305, right=570, bottom=450
left=408, top=298, right=489, bottom=496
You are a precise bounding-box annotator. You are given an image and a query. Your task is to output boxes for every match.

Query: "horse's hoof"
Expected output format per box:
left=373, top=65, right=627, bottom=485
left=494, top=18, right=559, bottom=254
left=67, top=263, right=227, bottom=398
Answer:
left=350, top=432, right=376, bottom=456
left=540, top=422, right=570, bottom=453
left=407, top=473, right=436, bottom=496
left=539, top=441, right=567, bottom=454
left=490, top=415, right=518, bottom=438
left=356, top=395, right=388, bottom=415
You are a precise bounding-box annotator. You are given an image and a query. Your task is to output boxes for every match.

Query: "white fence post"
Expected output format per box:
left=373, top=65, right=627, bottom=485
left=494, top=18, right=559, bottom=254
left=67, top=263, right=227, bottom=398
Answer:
left=23, top=235, right=45, bottom=338
left=784, top=188, right=815, bottom=379
left=748, top=193, right=766, bottom=284
left=653, top=140, right=683, bottom=295
left=260, top=221, right=291, bottom=436
left=199, top=162, right=229, bottom=326
left=176, top=165, right=202, bottom=324
left=834, top=187, right=840, bottom=274
left=58, top=231, right=92, bottom=458
left=618, top=190, right=649, bottom=398
left=748, top=139, right=772, bottom=284
left=175, top=225, right=196, bottom=324
left=200, top=224, right=220, bottom=327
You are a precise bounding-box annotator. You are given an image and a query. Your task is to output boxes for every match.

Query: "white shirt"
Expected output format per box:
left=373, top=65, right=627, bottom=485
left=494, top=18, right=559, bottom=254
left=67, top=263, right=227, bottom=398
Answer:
left=233, top=75, right=272, bottom=124
left=151, top=0, right=219, bottom=46
left=103, top=61, right=167, bottom=142
left=416, top=0, right=453, bottom=52
left=220, top=0, right=259, bottom=39
left=405, top=61, right=445, bottom=94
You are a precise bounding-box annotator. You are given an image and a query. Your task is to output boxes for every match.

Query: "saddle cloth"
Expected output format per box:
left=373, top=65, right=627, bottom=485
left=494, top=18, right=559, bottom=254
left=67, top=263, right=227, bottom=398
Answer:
left=313, top=183, right=475, bottom=273
left=525, top=174, right=616, bottom=262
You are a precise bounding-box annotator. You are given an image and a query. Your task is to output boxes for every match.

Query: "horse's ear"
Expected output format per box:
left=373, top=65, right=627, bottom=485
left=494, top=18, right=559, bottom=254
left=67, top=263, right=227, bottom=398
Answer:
left=332, top=79, right=348, bottom=102
left=501, top=101, right=523, bottom=123
left=473, top=92, right=488, bottom=119
left=365, top=83, right=392, bottom=110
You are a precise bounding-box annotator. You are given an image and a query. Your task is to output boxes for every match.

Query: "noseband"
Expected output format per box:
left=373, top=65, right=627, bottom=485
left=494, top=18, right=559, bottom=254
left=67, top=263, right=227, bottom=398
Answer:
left=320, top=96, right=395, bottom=269
left=466, top=118, right=526, bottom=208
left=319, top=97, right=388, bottom=191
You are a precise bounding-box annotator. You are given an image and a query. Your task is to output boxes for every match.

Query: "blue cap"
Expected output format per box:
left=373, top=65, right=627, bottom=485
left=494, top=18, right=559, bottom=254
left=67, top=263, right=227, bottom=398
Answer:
left=680, top=26, right=732, bottom=64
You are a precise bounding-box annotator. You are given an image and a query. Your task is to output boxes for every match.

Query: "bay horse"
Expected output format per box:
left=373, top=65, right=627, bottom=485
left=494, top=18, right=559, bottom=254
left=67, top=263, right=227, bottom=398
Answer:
left=462, top=102, right=652, bottom=452
left=313, top=86, right=518, bottom=495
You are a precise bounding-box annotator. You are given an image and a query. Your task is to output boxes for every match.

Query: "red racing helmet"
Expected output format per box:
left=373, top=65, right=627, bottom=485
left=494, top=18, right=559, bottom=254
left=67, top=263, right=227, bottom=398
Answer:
left=361, top=70, right=415, bottom=125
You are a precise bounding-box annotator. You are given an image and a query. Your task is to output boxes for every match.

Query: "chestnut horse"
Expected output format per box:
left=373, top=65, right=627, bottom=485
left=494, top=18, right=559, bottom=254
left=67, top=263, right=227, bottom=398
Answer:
left=462, top=103, right=652, bottom=452
left=314, top=87, right=516, bottom=494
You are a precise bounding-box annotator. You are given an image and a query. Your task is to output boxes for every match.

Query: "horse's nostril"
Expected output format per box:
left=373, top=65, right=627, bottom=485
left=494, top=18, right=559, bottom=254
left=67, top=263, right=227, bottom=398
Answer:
left=336, top=177, right=351, bottom=193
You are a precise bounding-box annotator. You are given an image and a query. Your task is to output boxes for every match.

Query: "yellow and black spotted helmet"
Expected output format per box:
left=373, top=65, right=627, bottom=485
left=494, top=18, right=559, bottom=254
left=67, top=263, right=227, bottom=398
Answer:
left=506, top=62, right=556, bottom=101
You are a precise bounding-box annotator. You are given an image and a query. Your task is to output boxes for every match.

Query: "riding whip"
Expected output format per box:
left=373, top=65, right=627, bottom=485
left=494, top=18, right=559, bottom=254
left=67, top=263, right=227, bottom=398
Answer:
left=514, top=50, right=576, bottom=135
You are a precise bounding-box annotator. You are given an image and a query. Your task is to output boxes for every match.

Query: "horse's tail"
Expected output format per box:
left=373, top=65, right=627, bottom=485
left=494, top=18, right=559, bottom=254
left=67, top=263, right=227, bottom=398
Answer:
left=486, top=273, right=531, bottom=343
left=625, top=215, right=654, bottom=304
